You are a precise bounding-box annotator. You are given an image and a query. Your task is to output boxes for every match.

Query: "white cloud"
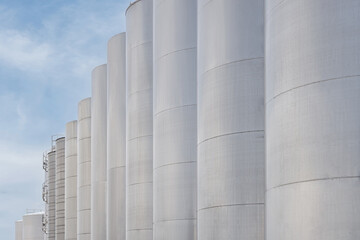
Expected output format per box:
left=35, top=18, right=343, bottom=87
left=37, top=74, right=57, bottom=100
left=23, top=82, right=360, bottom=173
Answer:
left=0, top=29, right=52, bottom=71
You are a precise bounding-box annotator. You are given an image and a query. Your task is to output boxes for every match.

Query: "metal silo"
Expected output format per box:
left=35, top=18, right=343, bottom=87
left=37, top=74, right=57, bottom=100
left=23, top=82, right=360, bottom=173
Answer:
left=265, top=1, right=360, bottom=239
left=77, top=98, right=92, bottom=240
left=197, top=0, right=265, bottom=239
left=153, top=0, right=197, bottom=239
left=15, top=220, right=23, bottom=240
left=107, top=33, right=126, bottom=240
left=23, top=212, right=45, bottom=240
left=91, top=64, right=107, bottom=240
left=55, top=137, right=66, bottom=240
left=65, top=121, right=78, bottom=240
left=126, top=0, right=153, bottom=239
left=48, top=151, right=56, bottom=240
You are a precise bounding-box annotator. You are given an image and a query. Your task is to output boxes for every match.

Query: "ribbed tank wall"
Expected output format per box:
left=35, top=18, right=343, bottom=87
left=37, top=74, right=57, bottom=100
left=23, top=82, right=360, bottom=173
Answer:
left=153, top=0, right=197, bottom=239
left=77, top=98, right=92, bottom=240
left=55, top=137, right=66, bottom=240
left=107, top=33, right=126, bottom=240
left=23, top=213, right=44, bottom=240
left=91, top=64, right=107, bottom=240
left=65, top=121, right=78, bottom=240
left=197, top=0, right=265, bottom=239
left=126, top=0, right=153, bottom=239
left=48, top=151, right=56, bottom=240
left=15, top=220, right=23, bottom=240
left=265, top=1, right=360, bottom=239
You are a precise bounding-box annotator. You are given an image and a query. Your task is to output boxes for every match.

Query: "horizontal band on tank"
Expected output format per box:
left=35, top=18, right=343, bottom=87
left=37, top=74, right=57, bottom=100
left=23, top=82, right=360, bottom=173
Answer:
left=66, top=137, right=77, bottom=141
left=267, top=175, right=360, bottom=192
left=128, top=87, right=153, bottom=98
left=155, top=47, right=196, bottom=62
left=128, top=134, right=153, bottom=142
left=266, top=74, right=360, bottom=104
left=66, top=217, right=77, bottom=220
left=65, top=154, right=77, bottom=158
left=153, top=161, right=196, bottom=171
left=201, top=57, right=263, bottom=77
left=154, top=104, right=196, bottom=117
left=78, top=116, right=91, bottom=122
left=128, top=181, right=152, bottom=187
left=154, top=218, right=196, bottom=223
left=129, top=40, right=152, bottom=51
left=78, top=136, right=91, bottom=141
left=79, top=184, right=91, bottom=187
left=198, top=202, right=264, bottom=212
left=78, top=233, right=91, bottom=236
left=108, top=165, right=125, bottom=170
left=127, top=228, right=152, bottom=232
left=198, top=130, right=264, bottom=145
left=65, top=196, right=77, bottom=200
left=79, top=208, right=91, bottom=211
left=79, top=162, right=91, bottom=166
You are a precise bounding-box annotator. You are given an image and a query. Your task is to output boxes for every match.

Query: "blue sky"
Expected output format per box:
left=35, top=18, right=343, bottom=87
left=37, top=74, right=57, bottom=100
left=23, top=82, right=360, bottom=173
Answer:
left=0, top=0, right=128, bottom=238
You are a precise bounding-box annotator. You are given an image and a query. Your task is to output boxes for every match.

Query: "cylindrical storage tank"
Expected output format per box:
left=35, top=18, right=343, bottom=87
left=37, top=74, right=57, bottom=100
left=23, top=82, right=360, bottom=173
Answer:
left=55, top=137, right=66, bottom=240
left=65, top=121, right=78, bottom=240
left=153, top=0, right=197, bottom=239
left=48, top=151, right=56, bottom=240
left=107, top=33, right=126, bottom=240
left=197, top=0, right=265, bottom=239
left=265, top=1, right=360, bottom=239
left=91, top=64, right=107, bottom=240
left=77, top=98, right=92, bottom=240
left=23, top=212, right=44, bottom=240
left=126, top=0, right=153, bottom=239
left=15, top=220, right=23, bottom=240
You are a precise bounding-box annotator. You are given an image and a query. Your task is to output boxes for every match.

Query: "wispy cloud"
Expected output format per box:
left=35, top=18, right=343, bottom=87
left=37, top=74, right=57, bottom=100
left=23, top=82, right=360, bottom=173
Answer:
left=0, top=1, right=129, bottom=238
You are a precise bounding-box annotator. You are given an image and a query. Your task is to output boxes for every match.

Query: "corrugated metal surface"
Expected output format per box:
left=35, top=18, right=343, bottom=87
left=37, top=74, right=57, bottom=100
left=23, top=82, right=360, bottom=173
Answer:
left=107, top=33, right=126, bottom=240
left=55, top=138, right=66, bottom=240
left=91, top=64, right=107, bottom=240
left=265, top=0, right=360, bottom=239
left=153, top=0, right=197, bottom=239
left=197, top=0, right=265, bottom=239
left=77, top=98, right=92, bottom=240
left=65, top=121, right=78, bottom=240
left=126, top=0, right=154, bottom=239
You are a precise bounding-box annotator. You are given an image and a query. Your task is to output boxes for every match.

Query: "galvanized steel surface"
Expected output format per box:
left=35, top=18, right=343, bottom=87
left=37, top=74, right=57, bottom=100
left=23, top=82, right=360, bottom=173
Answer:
left=48, top=151, right=56, bottom=240
left=65, top=121, right=78, bottom=240
left=77, top=98, right=92, bottom=240
left=126, top=0, right=153, bottom=239
left=15, top=220, right=23, bottom=240
left=197, top=0, right=265, bottom=239
left=23, top=212, right=44, bottom=240
left=265, top=0, right=360, bottom=239
left=91, top=64, right=107, bottom=240
left=153, top=0, right=197, bottom=239
left=107, top=33, right=126, bottom=240
left=55, top=138, right=66, bottom=240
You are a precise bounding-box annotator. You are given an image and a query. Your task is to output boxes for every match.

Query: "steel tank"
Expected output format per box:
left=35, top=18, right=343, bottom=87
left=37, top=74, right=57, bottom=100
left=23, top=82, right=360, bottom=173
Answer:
left=197, top=0, right=265, bottom=239
left=77, top=98, right=92, bottom=240
left=55, top=137, right=66, bottom=240
left=48, top=151, right=56, bottom=240
left=153, top=0, right=197, bottom=239
left=107, top=33, right=126, bottom=240
left=126, top=0, right=153, bottom=239
left=23, top=212, right=45, bottom=240
left=265, top=1, right=360, bottom=239
left=65, top=121, right=78, bottom=240
left=15, top=220, right=23, bottom=240
left=91, top=64, right=107, bottom=240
